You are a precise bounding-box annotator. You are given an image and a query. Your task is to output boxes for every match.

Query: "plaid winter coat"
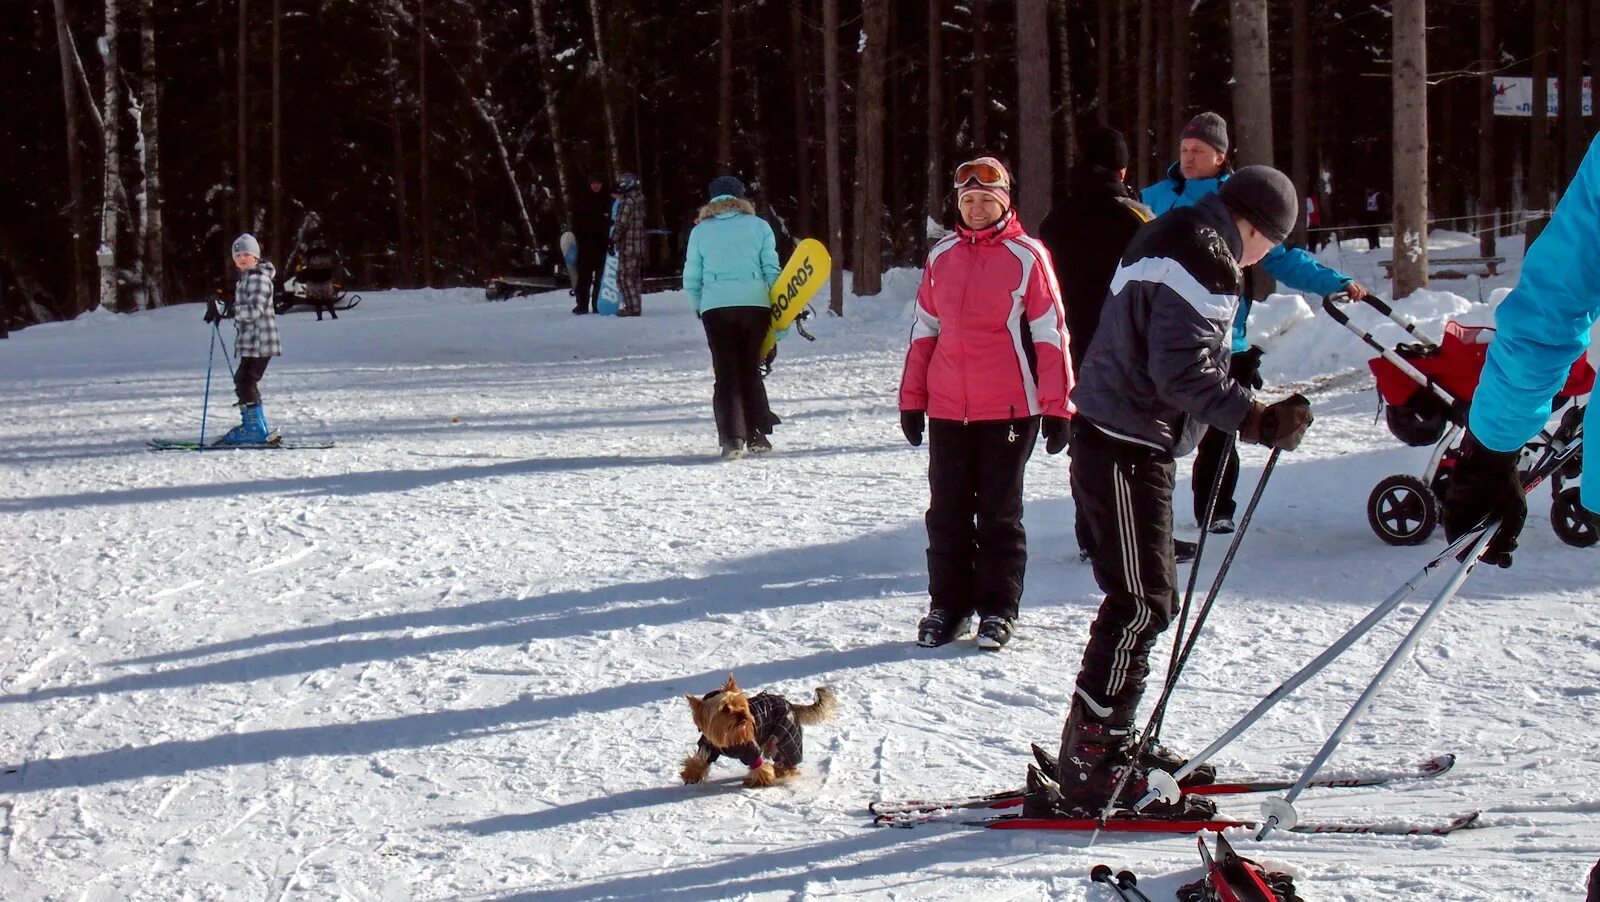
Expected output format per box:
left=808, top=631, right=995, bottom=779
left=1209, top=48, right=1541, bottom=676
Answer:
left=233, top=260, right=282, bottom=358
left=694, top=692, right=807, bottom=769
left=612, top=188, right=646, bottom=313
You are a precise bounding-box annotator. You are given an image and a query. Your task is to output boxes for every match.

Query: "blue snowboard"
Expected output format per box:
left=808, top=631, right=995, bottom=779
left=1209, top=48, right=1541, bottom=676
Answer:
left=596, top=252, right=621, bottom=316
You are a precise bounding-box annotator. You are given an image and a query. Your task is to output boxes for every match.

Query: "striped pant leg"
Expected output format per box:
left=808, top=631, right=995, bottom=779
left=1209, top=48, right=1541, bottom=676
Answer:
left=1068, top=423, right=1179, bottom=725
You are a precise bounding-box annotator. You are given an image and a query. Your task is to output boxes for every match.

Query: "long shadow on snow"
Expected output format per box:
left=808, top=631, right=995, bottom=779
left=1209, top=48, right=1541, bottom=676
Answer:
left=0, top=641, right=922, bottom=794
left=13, top=520, right=927, bottom=702
left=0, top=443, right=895, bottom=512
left=473, top=827, right=1167, bottom=901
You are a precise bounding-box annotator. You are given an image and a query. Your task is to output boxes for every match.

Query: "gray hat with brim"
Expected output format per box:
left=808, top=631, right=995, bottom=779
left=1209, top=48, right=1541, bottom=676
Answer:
left=1219, top=166, right=1298, bottom=245
left=232, top=233, right=261, bottom=258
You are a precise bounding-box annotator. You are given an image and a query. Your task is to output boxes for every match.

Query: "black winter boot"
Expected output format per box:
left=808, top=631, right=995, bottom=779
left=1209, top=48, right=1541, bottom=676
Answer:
left=916, top=609, right=971, bottom=647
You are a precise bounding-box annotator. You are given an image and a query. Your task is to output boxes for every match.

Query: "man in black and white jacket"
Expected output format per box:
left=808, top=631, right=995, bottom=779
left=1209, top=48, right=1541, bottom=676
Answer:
left=1030, top=166, right=1314, bottom=817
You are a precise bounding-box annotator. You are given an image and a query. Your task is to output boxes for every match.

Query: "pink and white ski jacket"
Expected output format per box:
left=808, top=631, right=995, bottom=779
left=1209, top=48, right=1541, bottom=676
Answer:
left=899, top=213, right=1074, bottom=422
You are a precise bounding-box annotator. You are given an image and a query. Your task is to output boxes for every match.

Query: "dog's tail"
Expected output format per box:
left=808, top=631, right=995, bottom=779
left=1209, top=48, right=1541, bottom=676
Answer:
left=792, top=686, right=838, bottom=725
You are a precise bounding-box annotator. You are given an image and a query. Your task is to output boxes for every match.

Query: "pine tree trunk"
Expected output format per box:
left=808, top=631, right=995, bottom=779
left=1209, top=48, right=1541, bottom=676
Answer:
left=1563, top=2, right=1584, bottom=185
left=237, top=0, right=248, bottom=233
left=100, top=0, right=121, bottom=311
left=1154, top=0, right=1170, bottom=156
left=418, top=0, right=433, bottom=286
left=718, top=0, right=734, bottom=171
left=51, top=0, right=89, bottom=314
left=140, top=0, right=165, bottom=308
left=586, top=0, right=622, bottom=176
left=465, top=2, right=536, bottom=253
left=791, top=0, right=814, bottom=238
left=1056, top=0, right=1077, bottom=171
left=1529, top=0, right=1550, bottom=240
left=822, top=0, right=844, bottom=314
left=972, top=0, right=989, bottom=148
left=1016, top=0, right=1052, bottom=231
left=1392, top=0, right=1429, bottom=299
left=925, top=0, right=944, bottom=250
left=1097, top=0, right=1111, bottom=126
left=530, top=0, right=572, bottom=215
left=270, top=0, right=282, bottom=258
left=1170, top=0, right=1189, bottom=143
left=852, top=0, right=887, bottom=296
left=1290, top=0, right=1310, bottom=247
left=1228, top=0, right=1274, bottom=166
left=1479, top=0, right=1496, bottom=259
left=1136, top=0, right=1153, bottom=185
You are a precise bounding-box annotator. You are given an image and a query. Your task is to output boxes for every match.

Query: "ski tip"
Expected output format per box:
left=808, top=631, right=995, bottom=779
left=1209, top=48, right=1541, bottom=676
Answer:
left=1445, top=810, right=1482, bottom=833
left=1421, top=753, right=1456, bottom=776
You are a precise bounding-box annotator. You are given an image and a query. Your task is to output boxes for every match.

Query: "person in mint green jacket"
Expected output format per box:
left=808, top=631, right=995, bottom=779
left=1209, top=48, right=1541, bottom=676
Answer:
left=684, top=175, right=783, bottom=459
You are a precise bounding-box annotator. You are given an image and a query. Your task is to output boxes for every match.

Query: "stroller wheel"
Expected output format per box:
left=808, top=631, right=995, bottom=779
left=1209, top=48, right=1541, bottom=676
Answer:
left=1368, top=474, right=1439, bottom=546
left=1551, top=488, right=1598, bottom=548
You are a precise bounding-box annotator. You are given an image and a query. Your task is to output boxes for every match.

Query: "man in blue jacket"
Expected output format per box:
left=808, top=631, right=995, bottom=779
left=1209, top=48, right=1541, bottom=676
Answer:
left=1443, top=135, right=1600, bottom=565
left=1143, top=112, right=1369, bottom=534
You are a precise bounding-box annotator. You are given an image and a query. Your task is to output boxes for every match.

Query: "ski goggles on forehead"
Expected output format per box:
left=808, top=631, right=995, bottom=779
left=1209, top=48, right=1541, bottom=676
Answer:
left=953, top=159, right=1009, bottom=190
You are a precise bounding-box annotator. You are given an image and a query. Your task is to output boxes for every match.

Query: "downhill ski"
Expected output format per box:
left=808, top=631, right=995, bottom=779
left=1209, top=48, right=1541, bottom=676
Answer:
left=873, top=808, right=1481, bottom=837
left=868, top=753, right=1454, bottom=816
left=149, top=437, right=335, bottom=451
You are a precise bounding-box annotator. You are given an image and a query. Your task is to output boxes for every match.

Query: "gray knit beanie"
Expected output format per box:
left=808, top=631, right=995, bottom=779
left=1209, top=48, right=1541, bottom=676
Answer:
left=708, top=175, right=746, bottom=200
left=232, top=233, right=261, bottom=258
left=1219, top=166, right=1298, bottom=244
left=1180, top=112, right=1230, bottom=156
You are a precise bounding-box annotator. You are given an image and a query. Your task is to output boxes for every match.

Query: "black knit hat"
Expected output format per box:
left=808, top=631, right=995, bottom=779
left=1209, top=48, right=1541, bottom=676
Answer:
left=708, top=175, right=746, bottom=200
left=1181, top=112, right=1230, bottom=156
left=1219, top=165, right=1298, bottom=244
left=1080, top=127, right=1129, bottom=172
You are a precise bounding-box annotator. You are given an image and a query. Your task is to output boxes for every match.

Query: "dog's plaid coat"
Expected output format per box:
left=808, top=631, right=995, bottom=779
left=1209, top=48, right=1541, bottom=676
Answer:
left=695, top=692, right=806, bottom=769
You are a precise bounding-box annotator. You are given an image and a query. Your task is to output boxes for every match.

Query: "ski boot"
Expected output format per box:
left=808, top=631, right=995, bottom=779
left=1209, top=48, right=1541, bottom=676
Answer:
left=915, top=609, right=971, bottom=647
left=218, top=403, right=276, bottom=445
left=1025, top=699, right=1216, bottom=819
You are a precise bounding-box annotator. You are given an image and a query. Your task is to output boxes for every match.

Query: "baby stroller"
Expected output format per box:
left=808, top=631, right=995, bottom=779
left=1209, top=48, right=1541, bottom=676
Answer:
left=1322, top=292, right=1593, bottom=547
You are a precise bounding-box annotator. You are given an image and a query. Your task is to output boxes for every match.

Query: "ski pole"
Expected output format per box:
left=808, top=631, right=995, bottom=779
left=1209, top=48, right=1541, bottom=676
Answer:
left=1167, top=432, right=1237, bottom=681
left=198, top=321, right=221, bottom=447
left=1099, top=450, right=1282, bottom=824
left=1116, top=869, right=1156, bottom=902
left=1131, top=527, right=1482, bottom=811
left=1089, top=865, right=1136, bottom=901
left=1255, top=526, right=1496, bottom=841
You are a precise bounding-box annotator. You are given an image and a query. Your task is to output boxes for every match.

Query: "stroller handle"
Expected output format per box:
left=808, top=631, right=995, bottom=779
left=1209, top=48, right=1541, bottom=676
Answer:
left=1322, top=290, right=1461, bottom=414
left=1322, top=290, right=1434, bottom=346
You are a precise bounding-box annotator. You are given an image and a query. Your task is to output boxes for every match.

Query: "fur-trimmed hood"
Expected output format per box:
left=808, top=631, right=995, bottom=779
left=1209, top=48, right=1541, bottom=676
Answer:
left=696, top=196, right=756, bottom=223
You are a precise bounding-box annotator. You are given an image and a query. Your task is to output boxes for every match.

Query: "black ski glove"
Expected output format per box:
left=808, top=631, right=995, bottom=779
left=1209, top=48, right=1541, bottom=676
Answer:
left=900, top=410, right=925, bottom=447
left=1041, top=415, right=1070, bottom=455
left=1239, top=393, right=1313, bottom=451
left=1442, top=431, right=1526, bottom=568
left=1231, top=345, right=1266, bottom=391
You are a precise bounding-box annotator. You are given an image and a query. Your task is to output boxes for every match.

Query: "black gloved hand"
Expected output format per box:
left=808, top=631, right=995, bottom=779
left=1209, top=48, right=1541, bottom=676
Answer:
left=203, top=296, right=229, bottom=323
left=1239, top=393, right=1313, bottom=451
left=1041, top=415, right=1070, bottom=455
left=1231, top=345, right=1266, bottom=391
left=900, top=410, right=926, bottom=447
left=1442, top=431, right=1526, bottom=568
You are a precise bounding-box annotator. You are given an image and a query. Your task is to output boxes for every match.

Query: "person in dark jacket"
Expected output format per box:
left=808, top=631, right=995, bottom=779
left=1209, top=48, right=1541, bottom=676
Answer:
left=900, top=157, right=1074, bottom=652
left=572, top=175, right=610, bottom=314
left=1026, top=167, right=1314, bottom=818
left=1038, top=127, right=1155, bottom=563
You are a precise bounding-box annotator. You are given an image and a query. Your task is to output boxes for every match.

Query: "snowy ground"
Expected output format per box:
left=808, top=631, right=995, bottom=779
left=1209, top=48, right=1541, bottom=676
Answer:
left=1, top=236, right=1596, bottom=901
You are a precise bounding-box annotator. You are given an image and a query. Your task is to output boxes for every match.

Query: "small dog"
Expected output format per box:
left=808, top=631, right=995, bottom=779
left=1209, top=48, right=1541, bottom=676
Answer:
left=681, top=675, right=838, bottom=788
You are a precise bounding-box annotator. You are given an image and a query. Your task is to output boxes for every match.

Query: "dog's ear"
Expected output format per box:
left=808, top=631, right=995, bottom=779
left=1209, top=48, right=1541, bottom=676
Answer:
left=685, top=693, right=702, bottom=713
left=724, top=673, right=739, bottom=693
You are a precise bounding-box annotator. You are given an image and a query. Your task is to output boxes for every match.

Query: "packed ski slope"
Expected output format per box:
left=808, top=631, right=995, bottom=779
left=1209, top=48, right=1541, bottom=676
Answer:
left=1, top=234, right=1596, bottom=901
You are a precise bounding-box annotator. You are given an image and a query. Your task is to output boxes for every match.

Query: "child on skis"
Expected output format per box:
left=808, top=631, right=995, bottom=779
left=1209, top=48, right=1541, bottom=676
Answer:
left=1029, top=167, right=1313, bottom=817
left=208, top=233, right=281, bottom=444
left=682, top=175, right=782, bottom=459
left=898, top=157, right=1072, bottom=652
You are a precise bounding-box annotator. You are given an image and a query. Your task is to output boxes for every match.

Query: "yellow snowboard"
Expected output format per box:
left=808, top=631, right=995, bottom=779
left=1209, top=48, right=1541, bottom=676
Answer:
left=762, top=238, right=832, bottom=358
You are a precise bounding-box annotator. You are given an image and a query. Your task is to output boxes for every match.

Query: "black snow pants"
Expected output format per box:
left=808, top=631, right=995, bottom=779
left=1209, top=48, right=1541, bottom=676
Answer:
left=235, top=356, right=270, bottom=406
left=1191, top=351, right=1257, bottom=525
left=702, top=306, right=772, bottom=446
left=1069, top=418, right=1179, bottom=727
left=925, top=416, right=1039, bottom=622
left=574, top=247, right=604, bottom=312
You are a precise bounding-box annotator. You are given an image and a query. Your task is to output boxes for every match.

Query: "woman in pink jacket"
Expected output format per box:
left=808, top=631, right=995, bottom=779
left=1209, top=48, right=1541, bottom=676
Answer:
left=899, top=157, right=1074, bottom=651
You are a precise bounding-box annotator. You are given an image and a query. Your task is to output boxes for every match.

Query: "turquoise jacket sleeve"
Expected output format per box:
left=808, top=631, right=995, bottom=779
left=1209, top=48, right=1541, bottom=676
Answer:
left=683, top=226, right=704, bottom=309
left=1259, top=244, right=1352, bottom=297
left=1471, top=135, right=1600, bottom=512
left=760, top=222, right=781, bottom=288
